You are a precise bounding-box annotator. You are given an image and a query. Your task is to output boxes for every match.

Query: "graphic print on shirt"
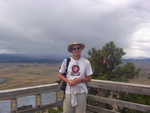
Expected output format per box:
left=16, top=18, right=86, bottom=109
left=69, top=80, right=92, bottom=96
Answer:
left=71, top=65, right=80, bottom=76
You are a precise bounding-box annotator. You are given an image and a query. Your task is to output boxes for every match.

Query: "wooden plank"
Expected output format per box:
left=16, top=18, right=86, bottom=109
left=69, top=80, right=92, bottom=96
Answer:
left=35, top=94, right=41, bottom=107
left=17, top=105, right=32, bottom=111
left=88, top=95, right=150, bottom=112
left=0, top=80, right=149, bottom=113
left=88, top=79, right=150, bottom=96
left=17, top=101, right=62, bottom=113
left=13, top=101, right=62, bottom=113
left=87, top=105, right=119, bottom=113
left=0, top=83, right=59, bottom=100
left=11, top=98, right=17, bottom=112
left=35, top=94, right=42, bottom=113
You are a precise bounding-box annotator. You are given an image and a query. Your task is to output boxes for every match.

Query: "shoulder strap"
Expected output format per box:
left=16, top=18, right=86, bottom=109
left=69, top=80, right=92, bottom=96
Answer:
left=64, top=58, right=71, bottom=76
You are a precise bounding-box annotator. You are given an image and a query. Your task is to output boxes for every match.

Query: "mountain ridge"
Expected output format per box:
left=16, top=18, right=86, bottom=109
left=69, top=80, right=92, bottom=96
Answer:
left=0, top=54, right=150, bottom=63
left=0, top=54, right=63, bottom=63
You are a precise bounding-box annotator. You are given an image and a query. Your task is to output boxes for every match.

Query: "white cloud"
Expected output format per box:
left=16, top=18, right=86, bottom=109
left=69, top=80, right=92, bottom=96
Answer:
left=0, top=0, right=150, bottom=57
left=125, top=23, right=150, bottom=58
left=0, top=49, right=16, bottom=54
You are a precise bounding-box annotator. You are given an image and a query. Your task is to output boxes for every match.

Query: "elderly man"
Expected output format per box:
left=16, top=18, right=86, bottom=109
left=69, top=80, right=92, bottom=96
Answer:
left=57, top=42, right=93, bottom=113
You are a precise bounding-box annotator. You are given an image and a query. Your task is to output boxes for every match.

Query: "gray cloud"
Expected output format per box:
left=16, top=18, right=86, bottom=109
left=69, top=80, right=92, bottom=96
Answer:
left=0, top=0, right=150, bottom=57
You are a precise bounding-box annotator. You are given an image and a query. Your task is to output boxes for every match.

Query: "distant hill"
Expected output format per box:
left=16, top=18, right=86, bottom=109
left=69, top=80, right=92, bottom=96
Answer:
left=0, top=54, right=62, bottom=63
left=123, top=57, right=150, bottom=62
left=1, top=54, right=150, bottom=64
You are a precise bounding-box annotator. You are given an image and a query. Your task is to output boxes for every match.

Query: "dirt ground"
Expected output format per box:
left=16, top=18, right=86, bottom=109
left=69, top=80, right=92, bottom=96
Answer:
left=0, top=63, right=59, bottom=90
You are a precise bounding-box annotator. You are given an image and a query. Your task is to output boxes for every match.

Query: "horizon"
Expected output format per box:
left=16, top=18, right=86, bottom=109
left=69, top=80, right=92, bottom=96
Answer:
left=1, top=53, right=150, bottom=60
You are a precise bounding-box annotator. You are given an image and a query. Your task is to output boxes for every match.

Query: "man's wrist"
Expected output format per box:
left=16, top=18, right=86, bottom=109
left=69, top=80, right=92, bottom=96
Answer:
left=65, top=78, right=69, bottom=83
left=77, top=78, right=82, bottom=83
left=81, top=78, right=86, bottom=82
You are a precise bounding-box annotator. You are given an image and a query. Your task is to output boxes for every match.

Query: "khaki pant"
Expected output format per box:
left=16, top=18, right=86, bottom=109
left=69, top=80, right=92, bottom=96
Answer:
left=63, top=93, right=87, bottom=113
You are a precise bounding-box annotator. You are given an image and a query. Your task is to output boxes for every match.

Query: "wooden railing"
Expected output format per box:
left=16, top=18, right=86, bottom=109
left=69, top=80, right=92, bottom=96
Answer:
left=0, top=83, right=62, bottom=113
left=87, top=79, right=150, bottom=113
left=0, top=80, right=150, bottom=113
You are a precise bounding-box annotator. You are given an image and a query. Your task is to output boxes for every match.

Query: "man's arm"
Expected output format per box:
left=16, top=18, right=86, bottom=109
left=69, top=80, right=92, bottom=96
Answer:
left=70, top=75, right=92, bottom=86
left=57, top=73, right=92, bottom=86
left=57, top=73, right=69, bottom=83
left=81, top=75, right=92, bottom=82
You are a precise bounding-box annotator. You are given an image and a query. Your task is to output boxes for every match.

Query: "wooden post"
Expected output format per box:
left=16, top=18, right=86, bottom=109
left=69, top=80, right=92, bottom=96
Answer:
left=36, top=94, right=42, bottom=113
left=55, top=92, right=59, bottom=110
left=36, top=94, right=41, bottom=107
left=45, top=109, right=49, bottom=113
left=11, top=98, right=17, bottom=112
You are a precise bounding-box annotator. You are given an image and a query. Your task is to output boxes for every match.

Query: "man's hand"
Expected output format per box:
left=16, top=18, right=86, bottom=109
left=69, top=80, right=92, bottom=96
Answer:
left=67, top=76, right=92, bottom=86
left=68, top=78, right=81, bottom=86
left=81, top=76, right=91, bottom=82
left=68, top=80, right=76, bottom=86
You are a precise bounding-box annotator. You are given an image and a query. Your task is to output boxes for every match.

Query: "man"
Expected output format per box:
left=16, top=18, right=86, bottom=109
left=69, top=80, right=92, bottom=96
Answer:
left=57, top=42, right=93, bottom=113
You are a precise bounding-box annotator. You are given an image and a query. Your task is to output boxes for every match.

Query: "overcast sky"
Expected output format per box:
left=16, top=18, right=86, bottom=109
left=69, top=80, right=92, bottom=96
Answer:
left=0, top=0, right=150, bottom=58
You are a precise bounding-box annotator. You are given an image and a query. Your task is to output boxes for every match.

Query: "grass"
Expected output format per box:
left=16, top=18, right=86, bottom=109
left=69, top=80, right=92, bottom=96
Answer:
left=0, top=62, right=150, bottom=90
left=0, top=63, right=59, bottom=90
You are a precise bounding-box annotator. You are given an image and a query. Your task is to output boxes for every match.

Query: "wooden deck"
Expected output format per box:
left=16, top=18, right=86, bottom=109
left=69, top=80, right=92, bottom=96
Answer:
left=0, top=79, right=150, bottom=113
left=87, top=80, right=150, bottom=113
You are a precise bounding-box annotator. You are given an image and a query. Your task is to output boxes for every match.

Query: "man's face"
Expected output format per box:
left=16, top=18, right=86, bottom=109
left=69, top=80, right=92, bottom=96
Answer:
left=71, top=45, right=82, bottom=56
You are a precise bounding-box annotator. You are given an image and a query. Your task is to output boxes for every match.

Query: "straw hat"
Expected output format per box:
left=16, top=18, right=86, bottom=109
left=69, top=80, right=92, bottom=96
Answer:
left=68, top=42, right=85, bottom=52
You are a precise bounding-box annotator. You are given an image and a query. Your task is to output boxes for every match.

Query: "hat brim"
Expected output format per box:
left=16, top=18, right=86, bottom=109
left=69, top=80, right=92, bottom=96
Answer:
left=68, top=43, right=85, bottom=53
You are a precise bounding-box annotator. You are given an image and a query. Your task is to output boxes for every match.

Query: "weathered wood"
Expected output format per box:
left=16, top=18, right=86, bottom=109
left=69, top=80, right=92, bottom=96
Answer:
left=0, top=80, right=149, bottom=112
left=35, top=94, right=42, bottom=113
left=89, top=79, right=150, bottom=96
left=17, top=105, right=32, bottom=111
left=55, top=92, right=59, bottom=110
left=87, top=105, right=119, bottom=113
left=35, top=94, right=41, bottom=107
left=0, top=83, right=59, bottom=100
left=88, top=94, right=150, bottom=112
left=13, top=101, right=62, bottom=113
left=11, top=98, right=17, bottom=112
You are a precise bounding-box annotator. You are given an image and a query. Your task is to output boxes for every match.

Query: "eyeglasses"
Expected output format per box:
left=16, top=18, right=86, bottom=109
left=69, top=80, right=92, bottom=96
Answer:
left=72, top=47, right=81, bottom=51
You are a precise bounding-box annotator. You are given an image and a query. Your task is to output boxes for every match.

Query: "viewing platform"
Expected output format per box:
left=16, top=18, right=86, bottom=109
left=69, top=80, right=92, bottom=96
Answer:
left=0, top=79, right=150, bottom=113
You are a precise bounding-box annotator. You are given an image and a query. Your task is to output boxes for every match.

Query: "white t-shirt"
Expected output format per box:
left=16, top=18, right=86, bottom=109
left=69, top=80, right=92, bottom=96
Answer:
left=59, top=57, right=93, bottom=94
